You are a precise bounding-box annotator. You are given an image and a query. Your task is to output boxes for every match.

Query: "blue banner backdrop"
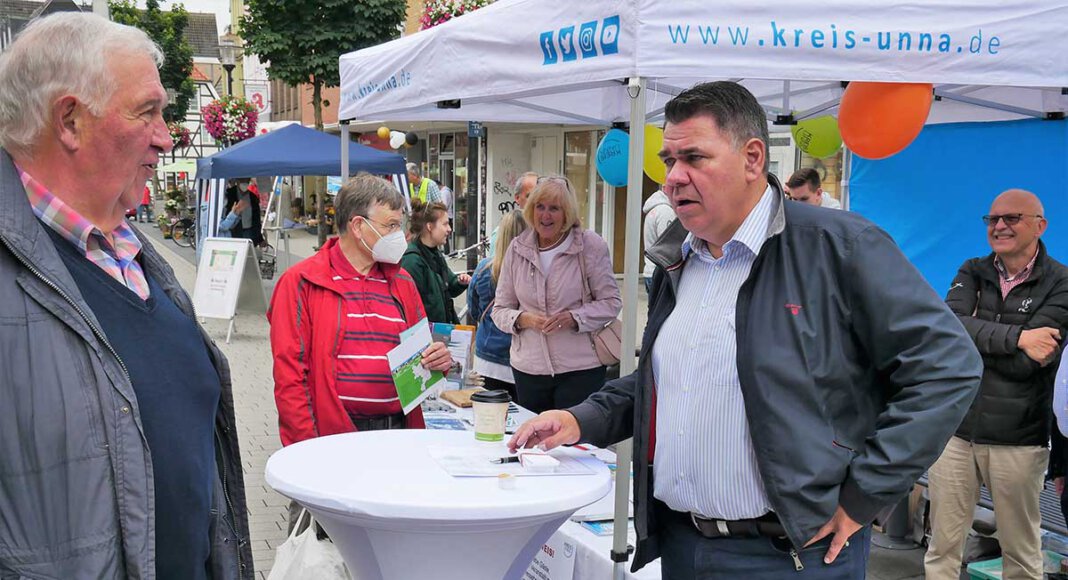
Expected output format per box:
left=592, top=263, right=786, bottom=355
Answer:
left=851, top=118, right=1068, bottom=296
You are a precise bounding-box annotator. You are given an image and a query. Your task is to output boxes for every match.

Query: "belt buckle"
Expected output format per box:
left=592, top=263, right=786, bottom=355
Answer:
left=690, top=513, right=731, bottom=537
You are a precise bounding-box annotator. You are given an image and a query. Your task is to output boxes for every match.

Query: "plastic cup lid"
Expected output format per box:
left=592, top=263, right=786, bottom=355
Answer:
left=471, top=389, right=511, bottom=404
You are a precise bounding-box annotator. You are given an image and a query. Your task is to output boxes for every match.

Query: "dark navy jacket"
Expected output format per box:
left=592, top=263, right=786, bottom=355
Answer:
left=468, top=257, right=512, bottom=365
left=568, top=177, right=982, bottom=571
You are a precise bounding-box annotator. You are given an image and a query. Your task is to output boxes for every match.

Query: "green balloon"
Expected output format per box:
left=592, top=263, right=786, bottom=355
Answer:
left=791, top=115, right=842, bottom=159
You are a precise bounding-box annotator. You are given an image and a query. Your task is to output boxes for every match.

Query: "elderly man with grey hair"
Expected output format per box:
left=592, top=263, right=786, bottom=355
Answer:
left=0, top=12, right=252, bottom=580
left=406, top=161, right=442, bottom=204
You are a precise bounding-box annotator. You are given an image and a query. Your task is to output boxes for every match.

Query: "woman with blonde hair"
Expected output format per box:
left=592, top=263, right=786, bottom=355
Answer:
left=468, top=211, right=528, bottom=399
left=492, top=176, right=621, bottom=413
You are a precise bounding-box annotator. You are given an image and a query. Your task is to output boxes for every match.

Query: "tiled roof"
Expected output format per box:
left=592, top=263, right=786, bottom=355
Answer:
left=0, top=1, right=46, bottom=21
left=191, top=64, right=211, bottom=82
left=0, top=0, right=87, bottom=26
left=35, top=0, right=87, bottom=18
left=184, top=12, right=220, bottom=59
left=0, top=0, right=87, bottom=51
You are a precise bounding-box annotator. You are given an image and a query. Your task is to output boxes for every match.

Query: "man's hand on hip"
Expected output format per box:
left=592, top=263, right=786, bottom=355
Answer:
left=1019, top=327, right=1061, bottom=365
left=804, top=506, right=862, bottom=564
left=507, top=410, right=581, bottom=453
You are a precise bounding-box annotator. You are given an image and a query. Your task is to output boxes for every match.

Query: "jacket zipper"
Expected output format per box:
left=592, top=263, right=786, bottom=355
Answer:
left=526, top=259, right=556, bottom=375
left=2, top=234, right=246, bottom=576
left=214, top=429, right=246, bottom=573
left=789, top=548, right=804, bottom=571
left=970, top=279, right=1008, bottom=444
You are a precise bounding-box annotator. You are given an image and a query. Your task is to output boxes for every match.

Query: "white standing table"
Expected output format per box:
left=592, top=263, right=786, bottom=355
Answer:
left=265, top=429, right=611, bottom=580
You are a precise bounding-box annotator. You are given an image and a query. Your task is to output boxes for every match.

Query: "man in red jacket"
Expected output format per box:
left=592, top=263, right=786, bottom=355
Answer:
left=268, top=173, right=453, bottom=451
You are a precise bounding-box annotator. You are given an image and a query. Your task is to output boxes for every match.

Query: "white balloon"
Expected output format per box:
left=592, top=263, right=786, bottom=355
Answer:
left=389, top=131, right=406, bottom=149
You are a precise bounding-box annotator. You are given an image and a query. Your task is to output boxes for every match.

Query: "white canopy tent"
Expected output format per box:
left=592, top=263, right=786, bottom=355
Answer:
left=339, top=0, right=1068, bottom=575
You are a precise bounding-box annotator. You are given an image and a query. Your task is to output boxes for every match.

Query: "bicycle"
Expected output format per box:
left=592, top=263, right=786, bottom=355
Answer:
left=170, top=217, right=196, bottom=249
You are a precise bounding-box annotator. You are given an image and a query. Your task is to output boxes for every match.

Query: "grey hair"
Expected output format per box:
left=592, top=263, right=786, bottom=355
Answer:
left=335, top=173, right=406, bottom=230
left=512, top=171, right=538, bottom=198
left=0, top=12, right=163, bottom=157
left=405, top=162, right=421, bottom=177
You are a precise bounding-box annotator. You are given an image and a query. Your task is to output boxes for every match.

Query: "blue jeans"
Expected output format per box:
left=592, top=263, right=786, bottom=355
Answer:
left=656, top=502, right=871, bottom=579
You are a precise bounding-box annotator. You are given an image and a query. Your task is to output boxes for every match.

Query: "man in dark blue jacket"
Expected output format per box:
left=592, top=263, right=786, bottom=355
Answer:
left=509, top=81, right=982, bottom=579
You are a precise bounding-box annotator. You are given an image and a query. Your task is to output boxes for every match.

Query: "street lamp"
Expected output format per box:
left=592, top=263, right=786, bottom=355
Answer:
left=218, top=37, right=239, bottom=97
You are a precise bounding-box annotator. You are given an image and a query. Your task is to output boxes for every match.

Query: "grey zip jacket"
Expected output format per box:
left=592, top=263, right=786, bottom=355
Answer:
left=0, top=149, right=253, bottom=579
left=569, top=177, right=982, bottom=571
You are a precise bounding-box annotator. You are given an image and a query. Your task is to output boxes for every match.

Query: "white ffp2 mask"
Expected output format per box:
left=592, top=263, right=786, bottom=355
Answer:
left=360, top=220, right=407, bottom=264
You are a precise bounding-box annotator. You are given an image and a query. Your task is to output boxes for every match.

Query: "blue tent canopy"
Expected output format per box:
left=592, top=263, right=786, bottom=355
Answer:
left=195, top=123, right=406, bottom=180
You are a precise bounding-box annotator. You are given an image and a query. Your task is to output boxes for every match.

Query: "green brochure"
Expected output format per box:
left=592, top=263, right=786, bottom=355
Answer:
left=387, top=317, right=445, bottom=414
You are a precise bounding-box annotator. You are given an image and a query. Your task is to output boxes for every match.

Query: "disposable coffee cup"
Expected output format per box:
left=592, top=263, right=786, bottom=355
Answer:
left=470, top=389, right=511, bottom=442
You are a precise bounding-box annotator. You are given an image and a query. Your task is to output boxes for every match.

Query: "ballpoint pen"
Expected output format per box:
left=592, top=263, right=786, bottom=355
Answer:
left=490, top=456, right=521, bottom=464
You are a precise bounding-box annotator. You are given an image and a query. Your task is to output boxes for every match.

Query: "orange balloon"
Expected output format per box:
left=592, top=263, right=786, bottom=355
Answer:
left=838, top=82, right=933, bottom=160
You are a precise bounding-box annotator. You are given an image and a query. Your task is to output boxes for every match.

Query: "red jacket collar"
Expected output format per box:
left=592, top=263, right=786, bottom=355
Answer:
left=296, top=237, right=405, bottom=291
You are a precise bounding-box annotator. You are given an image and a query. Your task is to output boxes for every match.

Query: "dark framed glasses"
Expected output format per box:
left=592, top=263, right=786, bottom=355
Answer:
left=981, top=213, right=1042, bottom=226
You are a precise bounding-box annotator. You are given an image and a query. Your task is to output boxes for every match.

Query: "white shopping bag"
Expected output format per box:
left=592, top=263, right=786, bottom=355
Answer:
left=267, top=508, right=352, bottom=580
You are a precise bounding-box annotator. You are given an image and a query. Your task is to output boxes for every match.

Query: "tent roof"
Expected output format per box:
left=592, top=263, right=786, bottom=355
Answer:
left=339, top=0, right=1068, bottom=126
left=195, top=123, right=406, bottom=180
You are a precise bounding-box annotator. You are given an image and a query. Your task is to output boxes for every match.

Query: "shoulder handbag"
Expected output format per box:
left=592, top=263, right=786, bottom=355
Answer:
left=578, top=241, right=623, bottom=367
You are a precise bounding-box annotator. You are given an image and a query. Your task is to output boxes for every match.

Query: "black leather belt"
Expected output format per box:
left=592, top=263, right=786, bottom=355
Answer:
left=349, top=412, right=406, bottom=431
left=689, top=512, right=786, bottom=539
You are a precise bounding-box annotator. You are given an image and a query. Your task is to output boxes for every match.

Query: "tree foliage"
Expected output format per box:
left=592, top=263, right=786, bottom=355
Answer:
left=109, top=0, right=195, bottom=124
left=241, top=0, right=406, bottom=129
left=242, top=0, right=406, bottom=246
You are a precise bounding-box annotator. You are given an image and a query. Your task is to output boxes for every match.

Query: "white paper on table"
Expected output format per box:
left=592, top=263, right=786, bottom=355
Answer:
left=427, top=445, right=595, bottom=477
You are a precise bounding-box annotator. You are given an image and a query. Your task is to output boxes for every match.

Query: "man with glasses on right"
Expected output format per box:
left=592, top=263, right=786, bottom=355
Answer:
left=927, top=189, right=1068, bottom=580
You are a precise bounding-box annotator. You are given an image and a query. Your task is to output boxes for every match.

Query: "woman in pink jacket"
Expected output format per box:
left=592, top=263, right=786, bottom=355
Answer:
left=492, top=176, right=622, bottom=413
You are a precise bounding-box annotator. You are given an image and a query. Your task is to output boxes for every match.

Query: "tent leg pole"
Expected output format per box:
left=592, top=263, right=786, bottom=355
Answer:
left=284, top=231, right=291, bottom=271
left=226, top=318, right=235, bottom=344
left=611, top=75, right=647, bottom=580
left=841, top=149, right=853, bottom=210
left=341, top=122, right=350, bottom=185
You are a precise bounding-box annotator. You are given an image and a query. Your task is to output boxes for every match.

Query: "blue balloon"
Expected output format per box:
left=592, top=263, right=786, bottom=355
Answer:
left=596, top=129, right=629, bottom=187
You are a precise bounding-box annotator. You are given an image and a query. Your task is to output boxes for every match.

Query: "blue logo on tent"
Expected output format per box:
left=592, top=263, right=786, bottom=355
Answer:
left=540, top=31, right=558, bottom=64
left=541, top=15, right=620, bottom=66
left=559, top=26, right=577, bottom=62
left=579, top=21, right=598, bottom=58
left=601, top=15, right=620, bottom=55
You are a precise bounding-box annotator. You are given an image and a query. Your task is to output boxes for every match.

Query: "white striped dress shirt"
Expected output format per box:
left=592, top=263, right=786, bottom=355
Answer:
left=651, top=185, right=775, bottom=520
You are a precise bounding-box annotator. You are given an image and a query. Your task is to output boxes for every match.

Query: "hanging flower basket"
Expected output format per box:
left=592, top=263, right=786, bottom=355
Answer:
left=202, top=95, right=259, bottom=146
left=168, top=122, right=192, bottom=150
left=420, top=0, right=494, bottom=30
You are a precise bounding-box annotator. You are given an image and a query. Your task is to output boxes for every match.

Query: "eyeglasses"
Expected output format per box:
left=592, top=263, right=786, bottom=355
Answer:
left=981, top=213, right=1043, bottom=227
left=536, top=175, right=575, bottom=194
left=359, top=215, right=403, bottom=234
